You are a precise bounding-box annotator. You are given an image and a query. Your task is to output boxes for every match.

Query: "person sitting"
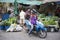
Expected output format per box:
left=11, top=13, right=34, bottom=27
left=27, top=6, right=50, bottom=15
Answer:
left=24, top=10, right=37, bottom=35
left=28, top=11, right=37, bottom=35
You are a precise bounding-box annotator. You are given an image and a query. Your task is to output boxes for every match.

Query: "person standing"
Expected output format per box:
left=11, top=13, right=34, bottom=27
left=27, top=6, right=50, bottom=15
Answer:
left=19, top=9, right=26, bottom=27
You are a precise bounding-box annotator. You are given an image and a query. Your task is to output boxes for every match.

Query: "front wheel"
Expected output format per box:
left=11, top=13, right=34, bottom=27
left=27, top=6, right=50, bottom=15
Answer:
left=38, top=30, right=47, bottom=38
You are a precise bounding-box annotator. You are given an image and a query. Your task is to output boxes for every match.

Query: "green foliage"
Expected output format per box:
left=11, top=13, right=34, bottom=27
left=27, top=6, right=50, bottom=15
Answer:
left=42, top=19, right=56, bottom=26
left=0, top=17, right=17, bottom=26
left=8, top=17, right=17, bottom=24
left=38, top=14, right=45, bottom=20
left=41, top=16, right=58, bottom=26
left=51, top=16, right=58, bottom=21
left=42, top=21, right=49, bottom=26
left=4, top=21, right=11, bottom=26
left=48, top=19, right=56, bottom=25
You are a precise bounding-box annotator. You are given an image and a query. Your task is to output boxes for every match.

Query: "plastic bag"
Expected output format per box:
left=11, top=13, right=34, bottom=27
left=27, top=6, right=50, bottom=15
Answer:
left=6, top=24, right=22, bottom=32
left=16, top=25, right=22, bottom=31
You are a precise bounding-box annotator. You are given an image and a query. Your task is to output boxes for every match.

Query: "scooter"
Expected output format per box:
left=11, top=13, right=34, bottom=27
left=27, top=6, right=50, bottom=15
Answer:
left=24, top=21, right=47, bottom=38
left=34, top=25, right=47, bottom=38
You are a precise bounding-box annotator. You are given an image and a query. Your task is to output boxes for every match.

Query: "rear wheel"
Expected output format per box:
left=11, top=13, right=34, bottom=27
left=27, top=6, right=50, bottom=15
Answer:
left=38, top=30, right=47, bottom=38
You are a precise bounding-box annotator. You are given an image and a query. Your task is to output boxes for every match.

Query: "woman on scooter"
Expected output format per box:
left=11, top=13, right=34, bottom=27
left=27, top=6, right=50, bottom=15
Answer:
left=24, top=9, right=38, bottom=35
left=28, top=10, right=38, bottom=35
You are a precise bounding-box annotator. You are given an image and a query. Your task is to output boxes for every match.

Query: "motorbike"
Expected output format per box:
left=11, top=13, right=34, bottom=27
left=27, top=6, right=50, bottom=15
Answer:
left=24, top=21, right=47, bottom=38
left=34, top=25, right=47, bottom=38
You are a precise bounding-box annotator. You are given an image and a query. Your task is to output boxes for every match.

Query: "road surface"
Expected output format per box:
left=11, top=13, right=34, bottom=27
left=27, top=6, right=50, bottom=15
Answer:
left=0, top=30, right=60, bottom=40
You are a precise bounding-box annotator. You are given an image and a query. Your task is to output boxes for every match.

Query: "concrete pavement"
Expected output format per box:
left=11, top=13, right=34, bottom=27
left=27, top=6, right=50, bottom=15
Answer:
left=0, top=30, right=60, bottom=40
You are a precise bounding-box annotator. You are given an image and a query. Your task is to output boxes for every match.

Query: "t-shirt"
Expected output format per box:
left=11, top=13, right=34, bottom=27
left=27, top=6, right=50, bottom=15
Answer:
left=19, top=10, right=25, bottom=19
left=30, top=15, right=37, bottom=25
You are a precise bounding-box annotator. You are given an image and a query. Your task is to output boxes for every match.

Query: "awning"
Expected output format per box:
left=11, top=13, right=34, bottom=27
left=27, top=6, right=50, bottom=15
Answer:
left=21, top=1, right=42, bottom=5
left=0, top=0, right=43, bottom=5
left=0, top=0, right=14, bottom=3
left=17, top=0, right=43, bottom=5
left=43, top=0, right=60, bottom=3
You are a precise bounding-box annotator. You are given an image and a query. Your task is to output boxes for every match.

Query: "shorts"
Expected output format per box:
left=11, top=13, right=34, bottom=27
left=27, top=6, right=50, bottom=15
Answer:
left=20, top=18, right=25, bottom=24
